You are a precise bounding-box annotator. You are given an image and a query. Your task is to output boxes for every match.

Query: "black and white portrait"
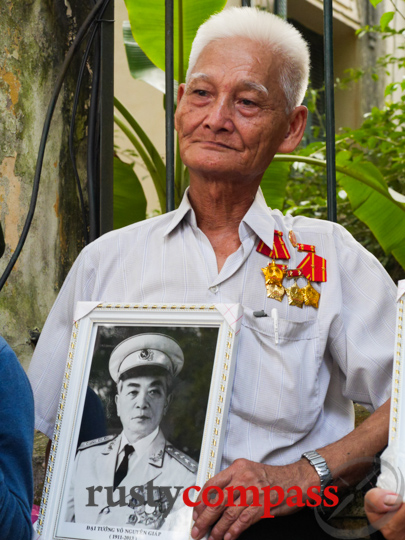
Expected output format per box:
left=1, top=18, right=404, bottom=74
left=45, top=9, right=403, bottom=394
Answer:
left=64, top=324, right=219, bottom=529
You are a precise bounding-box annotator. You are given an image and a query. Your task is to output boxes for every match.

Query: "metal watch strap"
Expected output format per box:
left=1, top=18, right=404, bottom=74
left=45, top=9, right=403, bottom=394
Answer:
left=301, top=450, right=332, bottom=498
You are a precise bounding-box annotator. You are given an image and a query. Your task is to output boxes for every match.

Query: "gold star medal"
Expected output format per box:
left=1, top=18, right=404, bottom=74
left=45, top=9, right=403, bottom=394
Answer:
left=286, top=280, right=304, bottom=308
left=302, top=280, right=320, bottom=309
left=262, top=261, right=286, bottom=302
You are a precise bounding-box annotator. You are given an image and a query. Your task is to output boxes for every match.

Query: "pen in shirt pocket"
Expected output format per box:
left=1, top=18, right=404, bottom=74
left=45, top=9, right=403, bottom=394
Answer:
left=253, top=308, right=279, bottom=345
left=271, top=308, right=279, bottom=345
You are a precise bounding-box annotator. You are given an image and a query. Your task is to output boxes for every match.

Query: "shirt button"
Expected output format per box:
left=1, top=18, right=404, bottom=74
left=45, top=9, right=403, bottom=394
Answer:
left=209, top=285, right=219, bottom=294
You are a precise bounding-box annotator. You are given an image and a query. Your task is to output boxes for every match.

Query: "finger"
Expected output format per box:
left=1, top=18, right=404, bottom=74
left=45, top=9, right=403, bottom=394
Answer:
left=193, top=472, right=234, bottom=521
left=206, top=503, right=249, bottom=540
left=222, top=505, right=261, bottom=540
left=194, top=487, right=260, bottom=540
left=192, top=485, right=238, bottom=540
left=193, top=484, right=224, bottom=521
left=365, top=488, right=403, bottom=515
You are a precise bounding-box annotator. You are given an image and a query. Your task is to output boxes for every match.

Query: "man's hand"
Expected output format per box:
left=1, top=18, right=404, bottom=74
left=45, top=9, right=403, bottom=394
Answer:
left=365, top=488, right=405, bottom=540
left=191, top=457, right=317, bottom=540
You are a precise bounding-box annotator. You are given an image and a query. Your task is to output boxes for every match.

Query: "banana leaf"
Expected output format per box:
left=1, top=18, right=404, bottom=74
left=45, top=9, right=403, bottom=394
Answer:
left=123, top=21, right=166, bottom=94
left=335, top=151, right=405, bottom=268
left=113, top=156, right=147, bottom=229
left=124, top=0, right=227, bottom=84
left=260, top=161, right=290, bottom=211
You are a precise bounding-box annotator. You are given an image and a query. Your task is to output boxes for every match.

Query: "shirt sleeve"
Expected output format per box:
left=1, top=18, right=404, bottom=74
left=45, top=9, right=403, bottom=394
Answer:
left=327, top=224, right=396, bottom=411
left=0, top=338, right=34, bottom=540
left=28, top=245, right=100, bottom=438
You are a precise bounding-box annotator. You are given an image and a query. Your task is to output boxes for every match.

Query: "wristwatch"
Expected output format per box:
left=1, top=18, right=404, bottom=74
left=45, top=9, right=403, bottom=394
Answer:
left=301, top=450, right=332, bottom=498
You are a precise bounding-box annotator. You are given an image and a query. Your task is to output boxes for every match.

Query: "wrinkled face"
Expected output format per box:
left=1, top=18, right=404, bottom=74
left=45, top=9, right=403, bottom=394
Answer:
left=115, top=374, right=170, bottom=443
left=175, top=37, right=291, bottom=183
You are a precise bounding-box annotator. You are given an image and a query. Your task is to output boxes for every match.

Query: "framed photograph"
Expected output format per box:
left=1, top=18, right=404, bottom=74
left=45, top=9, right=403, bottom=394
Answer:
left=37, top=302, right=241, bottom=540
left=386, top=284, right=405, bottom=480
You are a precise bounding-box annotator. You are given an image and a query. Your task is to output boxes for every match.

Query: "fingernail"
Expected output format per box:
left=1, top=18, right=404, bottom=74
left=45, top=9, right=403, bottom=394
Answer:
left=191, top=526, right=199, bottom=539
left=193, top=510, right=198, bottom=521
left=224, top=534, right=232, bottom=540
left=384, top=494, right=401, bottom=506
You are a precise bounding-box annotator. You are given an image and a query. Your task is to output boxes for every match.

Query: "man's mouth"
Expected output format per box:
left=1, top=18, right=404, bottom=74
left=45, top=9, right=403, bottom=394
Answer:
left=198, top=140, right=234, bottom=150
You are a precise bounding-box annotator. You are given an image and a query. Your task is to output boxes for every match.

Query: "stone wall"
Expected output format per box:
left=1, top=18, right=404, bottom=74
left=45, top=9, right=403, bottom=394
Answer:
left=0, top=0, right=89, bottom=370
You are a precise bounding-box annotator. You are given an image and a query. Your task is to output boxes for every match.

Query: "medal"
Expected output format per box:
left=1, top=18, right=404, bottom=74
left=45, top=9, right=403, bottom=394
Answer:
left=286, top=269, right=303, bottom=278
left=297, top=253, right=327, bottom=282
left=262, top=261, right=286, bottom=301
left=286, top=281, right=304, bottom=308
left=297, top=243, right=316, bottom=253
left=266, top=283, right=285, bottom=302
left=289, top=230, right=297, bottom=248
left=257, top=230, right=290, bottom=260
left=258, top=231, right=326, bottom=308
left=302, top=280, right=320, bottom=308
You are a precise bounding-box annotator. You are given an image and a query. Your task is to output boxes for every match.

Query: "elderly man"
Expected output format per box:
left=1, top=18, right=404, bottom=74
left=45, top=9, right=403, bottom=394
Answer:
left=29, top=7, right=396, bottom=540
left=65, top=333, right=197, bottom=527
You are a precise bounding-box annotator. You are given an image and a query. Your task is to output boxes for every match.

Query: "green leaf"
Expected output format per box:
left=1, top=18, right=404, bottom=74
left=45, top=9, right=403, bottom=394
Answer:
left=114, top=97, right=166, bottom=185
left=123, top=21, right=166, bottom=93
left=113, top=156, right=147, bottom=229
left=260, top=161, right=291, bottom=210
left=335, top=154, right=405, bottom=266
left=114, top=97, right=166, bottom=212
left=380, top=11, right=395, bottom=31
left=385, top=82, right=398, bottom=96
left=124, top=0, right=227, bottom=83
left=367, top=136, right=378, bottom=149
left=370, top=0, right=384, bottom=7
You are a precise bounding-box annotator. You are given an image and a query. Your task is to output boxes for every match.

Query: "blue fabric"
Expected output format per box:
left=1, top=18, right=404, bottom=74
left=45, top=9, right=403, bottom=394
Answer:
left=0, top=337, right=34, bottom=539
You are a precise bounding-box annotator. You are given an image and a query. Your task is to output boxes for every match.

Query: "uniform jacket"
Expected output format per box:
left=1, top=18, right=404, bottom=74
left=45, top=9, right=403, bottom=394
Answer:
left=65, top=429, right=197, bottom=528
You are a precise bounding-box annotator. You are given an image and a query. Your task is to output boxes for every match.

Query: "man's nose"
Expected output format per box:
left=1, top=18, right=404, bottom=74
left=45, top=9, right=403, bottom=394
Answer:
left=135, top=390, right=149, bottom=408
left=203, top=97, right=234, bottom=133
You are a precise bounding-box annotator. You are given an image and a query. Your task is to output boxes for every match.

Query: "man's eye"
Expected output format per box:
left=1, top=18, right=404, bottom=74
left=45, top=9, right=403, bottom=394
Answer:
left=194, top=89, right=208, bottom=97
left=149, top=389, right=162, bottom=397
left=240, top=98, right=255, bottom=106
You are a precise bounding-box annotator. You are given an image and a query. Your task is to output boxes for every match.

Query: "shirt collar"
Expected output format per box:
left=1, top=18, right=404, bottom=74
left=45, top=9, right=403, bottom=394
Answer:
left=164, top=186, right=275, bottom=248
left=119, top=427, right=159, bottom=458
left=240, top=187, right=275, bottom=248
left=163, top=188, right=194, bottom=236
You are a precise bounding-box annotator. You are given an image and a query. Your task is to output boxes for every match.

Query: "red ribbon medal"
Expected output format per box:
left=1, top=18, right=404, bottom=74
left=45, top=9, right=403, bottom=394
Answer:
left=256, top=230, right=290, bottom=260
left=296, top=253, right=327, bottom=282
left=286, top=269, right=304, bottom=278
left=297, top=243, right=316, bottom=253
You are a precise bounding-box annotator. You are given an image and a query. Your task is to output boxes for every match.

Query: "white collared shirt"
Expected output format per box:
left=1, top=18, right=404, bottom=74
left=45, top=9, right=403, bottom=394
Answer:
left=116, top=428, right=159, bottom=470
left=28, top=188, right=396, bottom=468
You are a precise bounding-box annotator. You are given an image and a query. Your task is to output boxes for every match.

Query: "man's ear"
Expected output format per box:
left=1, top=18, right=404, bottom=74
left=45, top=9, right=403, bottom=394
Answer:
left=163, top=394, right=172, bottom=416
left=174, top=83, right=186, bottom=132
left=115, top=393, right=120, bottom=418
left=177, top=83, right=186, bottom=105
left=277, top=106, right=308, bottom=154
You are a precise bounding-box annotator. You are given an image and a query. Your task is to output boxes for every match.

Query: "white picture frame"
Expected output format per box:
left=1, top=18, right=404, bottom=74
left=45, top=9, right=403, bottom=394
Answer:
left=387, top=286, right=405, bottom=478
left=36, top=302, right=242, bottom=540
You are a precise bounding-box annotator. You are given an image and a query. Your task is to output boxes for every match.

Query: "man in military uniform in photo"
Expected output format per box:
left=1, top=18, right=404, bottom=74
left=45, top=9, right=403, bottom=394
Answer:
left=65, top=333, right=197, bottom=528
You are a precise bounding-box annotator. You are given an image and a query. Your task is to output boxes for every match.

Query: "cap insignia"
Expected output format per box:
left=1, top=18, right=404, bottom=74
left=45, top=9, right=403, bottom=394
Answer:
left=139, top=349, right=153, bottom=361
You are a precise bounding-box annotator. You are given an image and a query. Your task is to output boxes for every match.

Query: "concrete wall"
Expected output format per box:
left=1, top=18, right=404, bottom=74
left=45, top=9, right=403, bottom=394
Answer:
left=0, top=0, right=89, bottom=369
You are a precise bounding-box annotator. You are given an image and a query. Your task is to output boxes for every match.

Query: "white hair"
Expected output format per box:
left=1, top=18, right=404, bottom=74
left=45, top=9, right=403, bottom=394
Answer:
left=186, top=7, right=310, bottom=112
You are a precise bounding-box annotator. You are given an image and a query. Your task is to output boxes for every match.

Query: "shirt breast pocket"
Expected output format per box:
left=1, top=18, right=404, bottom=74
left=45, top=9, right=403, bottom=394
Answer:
left=233, top=308, right=322, bottom=438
